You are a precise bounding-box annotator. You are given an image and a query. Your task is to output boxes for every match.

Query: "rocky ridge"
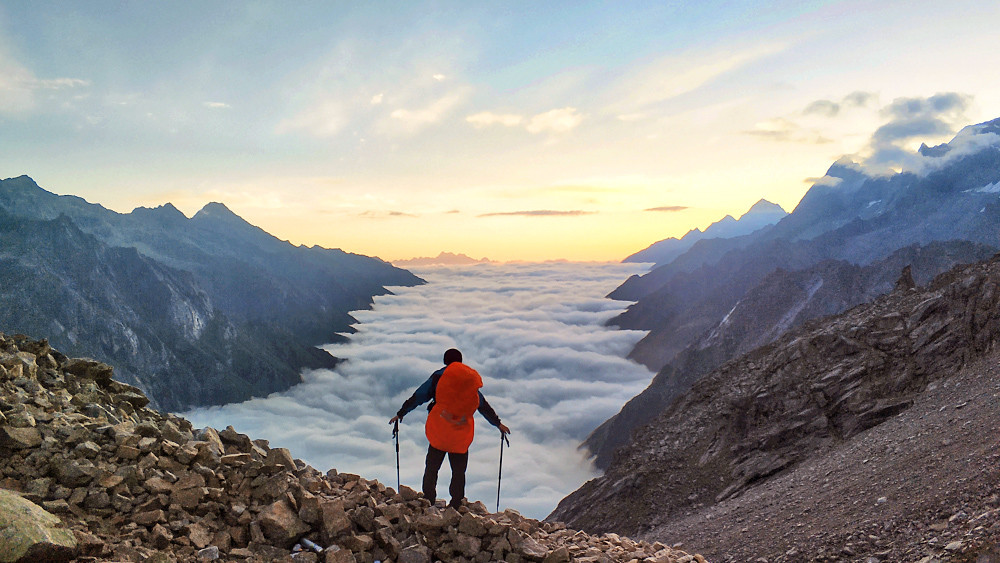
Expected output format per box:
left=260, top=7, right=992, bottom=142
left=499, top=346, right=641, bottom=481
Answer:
left=584, top=241, right=997, bottom=470
left=552, top=255, right=1000, bottom=560
left=0, top=175, right=422, bottom=411
left=0, top=333, right=704, bottom=563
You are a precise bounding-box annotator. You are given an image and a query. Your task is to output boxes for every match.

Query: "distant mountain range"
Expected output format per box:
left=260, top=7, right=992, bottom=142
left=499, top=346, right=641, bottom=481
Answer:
left=625, top=199, right=787, bottom=264
left=393, top=252, right=493, bottom=266
left=0, top=176, right=422, bottom=411
left=582, top=117, right=1000, bottom=470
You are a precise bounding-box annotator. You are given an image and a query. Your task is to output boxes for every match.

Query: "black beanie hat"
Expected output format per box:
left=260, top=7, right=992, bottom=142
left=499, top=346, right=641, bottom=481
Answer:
left=443, top=348, right=462, bottom=365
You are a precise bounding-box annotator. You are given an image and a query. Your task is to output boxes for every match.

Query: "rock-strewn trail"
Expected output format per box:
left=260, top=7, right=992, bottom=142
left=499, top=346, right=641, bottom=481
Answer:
left=0, top=333, right=704, bottom=563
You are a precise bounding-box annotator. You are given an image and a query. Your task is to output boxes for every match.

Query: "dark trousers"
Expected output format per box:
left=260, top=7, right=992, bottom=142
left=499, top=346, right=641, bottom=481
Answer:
left=422, top=445, right=469, bottom=507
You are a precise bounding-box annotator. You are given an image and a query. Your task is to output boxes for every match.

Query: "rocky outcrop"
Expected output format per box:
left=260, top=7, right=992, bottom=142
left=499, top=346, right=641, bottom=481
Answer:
left=553, top=254, right=1000, bottom=548
left=0, top=332, right=706, bottom=563
left=0, top=488, right=77, bottom=562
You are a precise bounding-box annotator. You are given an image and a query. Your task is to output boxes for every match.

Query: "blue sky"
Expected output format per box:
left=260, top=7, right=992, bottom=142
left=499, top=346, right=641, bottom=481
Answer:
left=3, top=1, right=1000, bottom=260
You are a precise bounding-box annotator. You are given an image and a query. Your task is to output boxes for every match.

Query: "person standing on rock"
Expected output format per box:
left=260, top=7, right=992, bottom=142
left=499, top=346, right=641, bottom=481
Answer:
left=389, top=348, right=510, bottom=509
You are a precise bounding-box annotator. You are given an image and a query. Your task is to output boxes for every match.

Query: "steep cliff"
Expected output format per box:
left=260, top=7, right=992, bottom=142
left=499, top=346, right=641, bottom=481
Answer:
left=553, top=255, right=1000, bottom=560
left=0, top=176, right=423, bottom=410
left=584, top=241, right=996, bottom=470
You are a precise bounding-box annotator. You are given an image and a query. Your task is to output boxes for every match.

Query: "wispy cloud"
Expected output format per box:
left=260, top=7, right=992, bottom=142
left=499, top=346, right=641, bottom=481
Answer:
left=526, top=107, right=584, bottom=134
left=0, top=48, right=89, bottom=114
left=612, top=41, right=786, bottom=112
left=645, top=205, right=688, bottom=212
left=202, top=101, right=231, bottom=109
left=802, top=91, right=877, bottom=117
left=744, top=117, right=832, bottom=144
left=358, top=210, right=419, bottom=219
left=389, top=90, right=469, bottom=129
left=863, top=92, right=973, bottom=173
left=466, top=111, right=524, bottom=128
left=478, top=209, right=595, bottom=217
left=275, top=99, right=350, bottom=137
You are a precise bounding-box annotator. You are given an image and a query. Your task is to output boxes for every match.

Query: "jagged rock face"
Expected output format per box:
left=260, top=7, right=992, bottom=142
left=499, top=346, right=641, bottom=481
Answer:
left=0, top=176, right=423, bottom=410
left=0, top=212, right=339, bottom=411
left=552, top=255, right=1000, bottom=537
left=0, top=333, right=706, bottom=563
left=585, top=241, right=996, bottom=471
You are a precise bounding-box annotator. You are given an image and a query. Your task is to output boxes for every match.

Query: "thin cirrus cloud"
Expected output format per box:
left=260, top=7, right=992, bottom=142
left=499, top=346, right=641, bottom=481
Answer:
left=645, top=205, right=688, bottom=212
left=802, top=91, right=878, bottom=117
left=477, top=210, right=594, bottom=217
left=358, top=210, right=419, bottom=219
left=466, top=111, right=524, bottom=128
left=525, top=107, right=584, bottom=134
left=183, top=262, right=655, bottom=519
left=609, top=41, right=787, bottom=113
left=0, top=48, right=90, bottom=114
left=465, top=107, right=584, bottom=135
left=387, top=89, right=471, bottom=130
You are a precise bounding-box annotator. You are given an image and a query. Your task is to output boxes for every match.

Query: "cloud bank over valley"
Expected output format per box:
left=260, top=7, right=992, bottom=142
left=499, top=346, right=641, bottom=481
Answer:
left=184, top=262, right=653, bottom=519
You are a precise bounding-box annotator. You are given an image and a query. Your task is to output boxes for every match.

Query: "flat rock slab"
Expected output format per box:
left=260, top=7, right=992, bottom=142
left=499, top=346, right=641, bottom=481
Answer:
left=0, top=488, right=77, bottom=562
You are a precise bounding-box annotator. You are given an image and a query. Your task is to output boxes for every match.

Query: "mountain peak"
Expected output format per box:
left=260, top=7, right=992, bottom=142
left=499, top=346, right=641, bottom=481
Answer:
left=132, top=202, right=187, bottom=220
left=742, top=199, right=786, bottom=218
left=194, top=201, right=238, bottom=220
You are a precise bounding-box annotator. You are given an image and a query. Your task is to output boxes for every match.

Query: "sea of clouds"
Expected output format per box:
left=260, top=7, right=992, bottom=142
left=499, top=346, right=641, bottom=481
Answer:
left=183, top=261, right=654, bottom=519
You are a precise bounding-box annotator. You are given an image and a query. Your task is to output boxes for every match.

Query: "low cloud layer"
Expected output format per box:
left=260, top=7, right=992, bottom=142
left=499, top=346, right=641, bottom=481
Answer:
left=184, top=262, right=653, bottom=518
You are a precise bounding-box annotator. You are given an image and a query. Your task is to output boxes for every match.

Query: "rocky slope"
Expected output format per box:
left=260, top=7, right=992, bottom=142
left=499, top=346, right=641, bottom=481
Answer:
left=0, top=332, right=705, bottom=563
left=0, top=176, right=422, bottom=411
left=584, top=240, right=996, bottom=470
left=552, top=253, right=1000, bottom=560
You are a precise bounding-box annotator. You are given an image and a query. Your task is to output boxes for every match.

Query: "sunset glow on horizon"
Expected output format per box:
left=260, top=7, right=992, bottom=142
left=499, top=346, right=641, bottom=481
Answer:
left=3, top=1, right=1000, bottom=262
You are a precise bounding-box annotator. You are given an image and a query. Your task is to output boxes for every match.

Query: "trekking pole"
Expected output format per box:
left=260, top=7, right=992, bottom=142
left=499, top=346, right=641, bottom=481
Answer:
left=497, top=431, right=510, bottom=513
left=392, top=419, right=401, bottom=491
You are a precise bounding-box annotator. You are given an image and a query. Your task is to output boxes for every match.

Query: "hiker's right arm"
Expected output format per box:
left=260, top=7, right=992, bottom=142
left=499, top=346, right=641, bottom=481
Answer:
left=394, top=376, right=434, bottom=421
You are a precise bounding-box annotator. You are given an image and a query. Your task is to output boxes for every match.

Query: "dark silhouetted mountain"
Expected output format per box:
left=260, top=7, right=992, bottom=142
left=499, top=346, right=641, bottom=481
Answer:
left=0, top=176, right=422, bottom=410
left=624, top=199, right=787, bottom=265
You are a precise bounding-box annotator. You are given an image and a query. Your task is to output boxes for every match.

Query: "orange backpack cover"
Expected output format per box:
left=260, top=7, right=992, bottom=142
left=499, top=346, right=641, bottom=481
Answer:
left=425, top=362, right=483, bottom=453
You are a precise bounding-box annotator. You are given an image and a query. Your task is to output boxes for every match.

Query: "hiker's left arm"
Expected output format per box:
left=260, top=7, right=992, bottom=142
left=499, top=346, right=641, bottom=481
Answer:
left=478, top=392, right=509, bottom=434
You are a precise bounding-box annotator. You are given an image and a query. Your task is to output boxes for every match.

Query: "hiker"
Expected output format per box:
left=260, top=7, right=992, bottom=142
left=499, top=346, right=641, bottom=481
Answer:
left=389, top=348, right=510, bottom=509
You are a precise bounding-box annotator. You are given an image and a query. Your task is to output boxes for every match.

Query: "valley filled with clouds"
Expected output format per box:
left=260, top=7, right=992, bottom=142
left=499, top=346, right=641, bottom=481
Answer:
left=184, top=261, right=653, bottom=518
